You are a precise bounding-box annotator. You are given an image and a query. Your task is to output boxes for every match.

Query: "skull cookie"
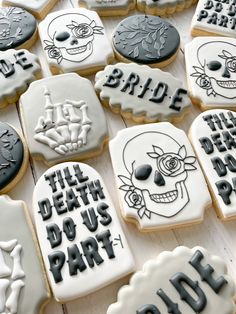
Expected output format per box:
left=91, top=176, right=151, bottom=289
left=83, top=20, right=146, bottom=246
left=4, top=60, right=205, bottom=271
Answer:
left=39, top=8, right=114, bottom=75
left=109, top=123, right=211, bottom=231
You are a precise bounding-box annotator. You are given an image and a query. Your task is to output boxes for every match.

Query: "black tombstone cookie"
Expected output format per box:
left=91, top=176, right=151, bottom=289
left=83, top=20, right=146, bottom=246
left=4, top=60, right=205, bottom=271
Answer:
left=112, top=15, right=180, bottom=68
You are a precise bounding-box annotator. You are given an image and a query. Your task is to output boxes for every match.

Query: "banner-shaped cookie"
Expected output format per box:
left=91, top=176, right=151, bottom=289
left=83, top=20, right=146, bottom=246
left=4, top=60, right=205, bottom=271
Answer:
left=109, top=123, right=211, bottom=231
left=79, top=0, right=135, bottom=16
left=33, top=162, right=135, bottom=302
left=95, top=63, right=191, bottom=123
left=107, top=246, right=236, bottom=314
left=189, top=109, right=236, bottom=220
left=0, top=195, right=50, bottom=314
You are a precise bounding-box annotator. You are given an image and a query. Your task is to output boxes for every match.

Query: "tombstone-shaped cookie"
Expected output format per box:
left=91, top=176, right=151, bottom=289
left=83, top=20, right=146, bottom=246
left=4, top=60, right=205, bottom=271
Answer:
left=32, top=162, right=135, bottom=302
left=0, top=195, right=50, bottom=313
left=185, top=37, right=236, bottom=111
left=79, top=0, right=135, bottom=16
left=95, top=63, right=191, bottom=123
left=109, top=123, right=211, bottom=231
left=107, top=246, right=236, bottom=314
left=39, top=8, right=114, bottom=75
left=189, top=109, right=236, bottom=220
left=0, top=49, right=41, bottom=108
left=19, top=73, right=108, bottom=166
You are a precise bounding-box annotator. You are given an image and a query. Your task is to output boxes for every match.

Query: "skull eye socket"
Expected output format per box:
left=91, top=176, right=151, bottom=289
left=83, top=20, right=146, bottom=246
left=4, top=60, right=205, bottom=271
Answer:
left=226, top=57, right=236, bottom=72
left=72, top=24, right=93, bottom=38
left=207, top=60, right=222, bottom=71
left=134, top=164, right=152, bottom=180
left=55, top=31, right=70, bottom=42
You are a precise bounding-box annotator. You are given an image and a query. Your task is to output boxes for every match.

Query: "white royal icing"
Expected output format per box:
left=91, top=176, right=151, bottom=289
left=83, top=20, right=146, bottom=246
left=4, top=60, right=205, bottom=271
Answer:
left=2, top=0, right=58, bottom=13
left=80, top=0, right=135, bottom=14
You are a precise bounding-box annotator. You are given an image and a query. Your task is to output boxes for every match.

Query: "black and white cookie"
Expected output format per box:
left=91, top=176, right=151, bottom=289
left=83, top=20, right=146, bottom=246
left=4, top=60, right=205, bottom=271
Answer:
left=79, top=0, right=135, bottom=16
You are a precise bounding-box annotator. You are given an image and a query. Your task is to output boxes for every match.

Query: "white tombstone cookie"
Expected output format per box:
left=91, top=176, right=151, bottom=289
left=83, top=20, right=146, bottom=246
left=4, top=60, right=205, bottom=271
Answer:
left=185, top=37, right=236, bottom=111
left=38, top=8, right=114, bottom=75
left=79, top=0, right=135, bottom=16
left=107, top=246, right=236, bottom=314
left=95, top=63, right=191, bottom=123
left=109, top=123, right=211, bottom=231
left=189, top=109, right=236, bottom=220
left=32, top=162, right=135, bottom=302
left=19, top=73, right=108, bottom=166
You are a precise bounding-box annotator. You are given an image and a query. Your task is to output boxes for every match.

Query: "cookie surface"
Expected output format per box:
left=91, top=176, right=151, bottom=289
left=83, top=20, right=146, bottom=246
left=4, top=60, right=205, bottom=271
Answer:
left=109, top=123, right=211, bottom=231
left=186, top=37, right=236, bottom=110
left=79, top=0, right=135, bottom=16
left=0, top=7, right=37, bottom=51
left=0, top=195, right=50, bottom=314
left=0, top=49, right=41, bottom=108
left=107, top=246, right=236, bottom=314
left=189, top=109, right=236, bottom=220
left=39, top=8, right=114, bottom=75
left=32, top=162, right=135, bottom=302
left=95, top=63, right=191, bottom=123
left=112, top=15, right=180, bottom=68
left=19, top=73, right=108, bottom=166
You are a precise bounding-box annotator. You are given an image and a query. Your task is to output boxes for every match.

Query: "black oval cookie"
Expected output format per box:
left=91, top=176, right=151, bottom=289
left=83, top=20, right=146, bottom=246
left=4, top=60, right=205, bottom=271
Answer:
left=112, top=15, right=180, bottom=68
left=0, top=7, right=37, bottom=51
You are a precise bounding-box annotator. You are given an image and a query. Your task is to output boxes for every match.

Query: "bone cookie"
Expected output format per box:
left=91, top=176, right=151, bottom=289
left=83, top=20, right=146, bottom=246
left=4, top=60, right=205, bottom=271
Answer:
left=39, top=8, right=114, bottom=75
left=19, top=73, right=108, bottom=166
left=191, top=0, right=236, bottom=37
left=2, top=0, right=59, bottom=19
left=185, top=37, right=236, bottom=111
left=107, top=246, right=236, bottom=314
left=79, top=0, right=135, bottom=16
left=109, top=123, right=211, bottom=231
left=0, top=49, right=41, bottom=109
left=0, top=122, right=28, bottom=194
left=0, top=7, right=37, bottom=51
left=32, top=162, right=135, bottom=302
left=112, top=15, right=180, bottom=68
left=95, top=63, right=191, bottom=123
left=189, top=109, right=236, bottom=220
left=0, top=195, right=50, bottom=314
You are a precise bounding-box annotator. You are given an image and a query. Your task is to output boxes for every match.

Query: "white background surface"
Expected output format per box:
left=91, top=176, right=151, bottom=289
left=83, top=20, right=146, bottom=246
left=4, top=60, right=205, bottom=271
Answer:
left=1, top=0, right=236, bottom=313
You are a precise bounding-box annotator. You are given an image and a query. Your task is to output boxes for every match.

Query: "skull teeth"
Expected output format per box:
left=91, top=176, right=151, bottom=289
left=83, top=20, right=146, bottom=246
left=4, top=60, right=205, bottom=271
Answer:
left=217, top=80, right=236, bottom=88
left=67, top=42, right=91, bottom=55
left=150, top=190, right=178, bottom=203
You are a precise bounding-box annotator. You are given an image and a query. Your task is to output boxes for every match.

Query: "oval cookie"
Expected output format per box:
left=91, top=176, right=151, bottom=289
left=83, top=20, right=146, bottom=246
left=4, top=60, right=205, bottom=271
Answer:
left=32, top=162, right=135, bottom=302
left=79, top=0, right=135, bottom=16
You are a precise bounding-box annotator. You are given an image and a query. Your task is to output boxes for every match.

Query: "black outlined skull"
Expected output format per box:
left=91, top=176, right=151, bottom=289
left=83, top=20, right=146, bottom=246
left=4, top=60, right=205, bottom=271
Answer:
left=197, top=41, right=236, bottom=98
left=123, top=132, right=195, bottom=217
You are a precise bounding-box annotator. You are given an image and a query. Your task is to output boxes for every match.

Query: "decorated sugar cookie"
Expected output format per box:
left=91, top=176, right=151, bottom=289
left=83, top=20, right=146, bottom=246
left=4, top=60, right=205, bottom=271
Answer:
left=0, top=49, right=41, bottom=108
left=109, top=123, right=211, bottom=231
left=39, top=8, right=114, bottom=75
left=107, top=246, right=236, bottom=314
left=2, top=0, right=59, bottom=19
left=0, top=7, right=37, bottom=51
left=185, top=37, right=236, bottom=111
left=95, top=63, right=191, bottom=123
left=79, top=0, right=135, bottom=16
left=189, top=109, right=236, bottom=220
left=19, top=73, right=108, bottom=166
left=191, top=0, right=236, bottom=37
left=0, top=195, right=50, bottom=313
left=32, top=162, right=135, bottom=302
left=112, top=15, right=180, bottom=68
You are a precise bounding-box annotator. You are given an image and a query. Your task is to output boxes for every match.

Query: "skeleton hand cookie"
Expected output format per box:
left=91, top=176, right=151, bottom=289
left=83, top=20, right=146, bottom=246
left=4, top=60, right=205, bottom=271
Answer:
left=39, top=8, right=114, bottom=75
left=109, top=123, right=211, bottom=231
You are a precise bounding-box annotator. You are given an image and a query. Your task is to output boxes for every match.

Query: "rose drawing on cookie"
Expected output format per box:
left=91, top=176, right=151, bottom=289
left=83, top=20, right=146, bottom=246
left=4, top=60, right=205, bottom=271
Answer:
left=118, top=132, right=197, bottom=219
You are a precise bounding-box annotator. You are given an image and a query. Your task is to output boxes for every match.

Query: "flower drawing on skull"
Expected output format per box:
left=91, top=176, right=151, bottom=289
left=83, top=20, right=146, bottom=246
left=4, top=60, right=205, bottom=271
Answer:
left=119, top=132, right=197, bottom=219
left=44, top=13, right=104, bottom=64
left=191, top=41, right=236, bottom=99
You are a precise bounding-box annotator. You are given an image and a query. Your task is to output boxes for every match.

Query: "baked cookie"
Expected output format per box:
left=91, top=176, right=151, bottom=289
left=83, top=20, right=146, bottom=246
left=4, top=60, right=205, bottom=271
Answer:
left=189, top=109, right=236, bottom=220
left=95, top=62, right=191, bottom=123
left=0, top=49, right=42, bottom=109
left=191, top=0, right=236, bottom=37
left=109, top=123, right=211, bottom=231
left=112, top=15, right=180, bottom=68
left=185, top=37, right=236, bottom=111
left=0, top=195, right=50, bottom=314
left=19, top=73, right=108, bottom=166
left=39, top=8, right=114, bottom=75
left=0, top=122, right=28, bottom=194
left=2, top=0, right=59, bottom=19
left=0, top=7, right=37, bottom=51
left=107, top=246, right=236, bottom=314
left=32, top=162, right=135, bottom=302
left=79, top=0, right=135, bottom=16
